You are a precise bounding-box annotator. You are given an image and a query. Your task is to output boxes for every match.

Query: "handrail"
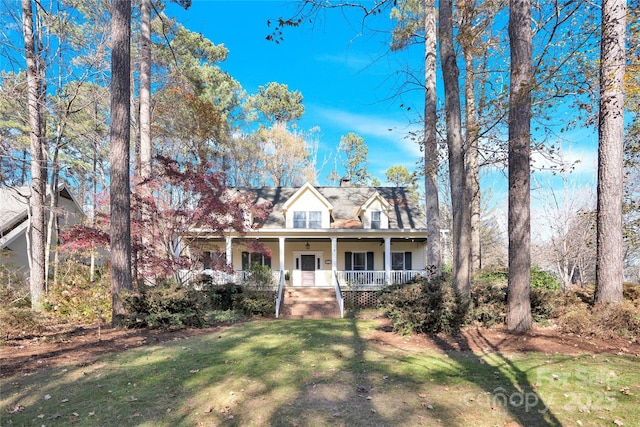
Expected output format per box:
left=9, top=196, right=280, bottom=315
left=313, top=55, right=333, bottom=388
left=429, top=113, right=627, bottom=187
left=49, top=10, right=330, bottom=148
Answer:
left=275, top=269, right=285, bottom=318
left=333, top=271, right=344, bottom=318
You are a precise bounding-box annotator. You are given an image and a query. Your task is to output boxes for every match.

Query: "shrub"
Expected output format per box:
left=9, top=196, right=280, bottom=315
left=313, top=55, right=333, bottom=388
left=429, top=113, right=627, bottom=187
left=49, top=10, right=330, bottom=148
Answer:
left=0, top=265, right=48, bottom=338
left=558, top=290, right=640, bottom=339
left=530, top=286, right=561, bottom=322
left=530, top=267, right=561, bottom=290
left=122, top=282, right=205, bottom=329
left=467, top=281, right=507, bottom=327
left=244, top=263, right=275, bottom=289
left=44, top=260, right=111, bottom=324
left=235, top=291, right=276, bottom=316
left=201, top=283, right=243, bottom=310
left=378, top=279, right=467, bottom=335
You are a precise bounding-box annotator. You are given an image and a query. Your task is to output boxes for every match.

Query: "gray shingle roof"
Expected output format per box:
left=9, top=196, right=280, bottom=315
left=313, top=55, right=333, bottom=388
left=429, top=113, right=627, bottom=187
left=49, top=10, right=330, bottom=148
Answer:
left=232, top=185, right=426, bottom=230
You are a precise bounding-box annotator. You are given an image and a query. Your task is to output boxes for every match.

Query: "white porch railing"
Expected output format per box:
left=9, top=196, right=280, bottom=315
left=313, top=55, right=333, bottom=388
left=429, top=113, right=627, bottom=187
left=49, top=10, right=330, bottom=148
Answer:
left=333, top=271, right=344, bottom=318
left=181, top=269, right=427, bottom=289
left=179, top=269, right=281, bottom=288
left=275, top=270, right=285, bottom=318
left=335, top=270, right=429, bottom=289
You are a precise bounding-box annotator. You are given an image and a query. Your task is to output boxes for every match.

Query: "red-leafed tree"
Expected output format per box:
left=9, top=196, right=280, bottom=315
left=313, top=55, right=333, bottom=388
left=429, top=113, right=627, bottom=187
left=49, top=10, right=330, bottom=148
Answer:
left=62, top=158, right=271, bottom=286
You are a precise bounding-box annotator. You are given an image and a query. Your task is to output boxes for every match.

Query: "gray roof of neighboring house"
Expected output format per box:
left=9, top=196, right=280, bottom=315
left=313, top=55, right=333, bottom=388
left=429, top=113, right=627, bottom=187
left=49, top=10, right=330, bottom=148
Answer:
left=0, top=186, right=31, bottom=235
left=232, top=185, right=426, bottom=230
left=1, top=184, right=84, bottom=248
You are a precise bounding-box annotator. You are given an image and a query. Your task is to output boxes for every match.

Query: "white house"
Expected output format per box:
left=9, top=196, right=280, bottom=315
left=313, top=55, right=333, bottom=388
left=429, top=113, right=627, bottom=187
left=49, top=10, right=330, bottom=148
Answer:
left=183, top=181, right=430, bottom=291
left=0, top=184, right=85, bottom=280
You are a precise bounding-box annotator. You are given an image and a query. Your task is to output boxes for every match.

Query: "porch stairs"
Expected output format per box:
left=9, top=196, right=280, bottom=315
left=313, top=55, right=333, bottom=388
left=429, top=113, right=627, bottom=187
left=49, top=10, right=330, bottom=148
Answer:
left=279, top=287, right=341, bottom=319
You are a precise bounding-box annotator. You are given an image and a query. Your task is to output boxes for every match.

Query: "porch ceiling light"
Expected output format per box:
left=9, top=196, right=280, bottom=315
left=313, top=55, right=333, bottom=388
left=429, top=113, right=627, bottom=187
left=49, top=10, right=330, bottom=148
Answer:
left=305, top=241, right=311, bottom=250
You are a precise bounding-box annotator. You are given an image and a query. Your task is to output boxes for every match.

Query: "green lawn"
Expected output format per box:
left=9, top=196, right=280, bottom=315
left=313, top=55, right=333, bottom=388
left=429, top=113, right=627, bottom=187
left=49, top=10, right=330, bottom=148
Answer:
left=1, top=319, right=639, bottom=426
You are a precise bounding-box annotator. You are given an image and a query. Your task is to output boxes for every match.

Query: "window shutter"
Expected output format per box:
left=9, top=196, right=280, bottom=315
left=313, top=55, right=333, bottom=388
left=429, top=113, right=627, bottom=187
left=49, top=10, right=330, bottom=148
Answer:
left=345, top=252, right=352, bottom=270
left=242, top=252, right=249, bottom=270
left=404, top=252, right=412, bottom=270
left=382, top=252, right=385, bottom=269
left=366, top=252, right=374, bottom=270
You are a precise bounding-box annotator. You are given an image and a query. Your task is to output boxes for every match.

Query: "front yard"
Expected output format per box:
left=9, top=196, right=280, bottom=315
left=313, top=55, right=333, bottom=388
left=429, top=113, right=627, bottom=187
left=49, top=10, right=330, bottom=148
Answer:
left=1, top=318, right=639, bottom=426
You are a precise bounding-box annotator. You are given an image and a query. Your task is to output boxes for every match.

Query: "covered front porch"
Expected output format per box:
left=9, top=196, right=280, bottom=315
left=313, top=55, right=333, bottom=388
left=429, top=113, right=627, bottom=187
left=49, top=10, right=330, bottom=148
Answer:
left=183, top=232, right=429, bottom=289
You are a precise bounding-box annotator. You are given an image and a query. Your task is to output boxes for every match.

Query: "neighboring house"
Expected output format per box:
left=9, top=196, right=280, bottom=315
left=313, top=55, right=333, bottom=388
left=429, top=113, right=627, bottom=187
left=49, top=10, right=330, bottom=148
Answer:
left=0, top=184, right=85, bottom=280
left=183, top=180, right=430, bottom=293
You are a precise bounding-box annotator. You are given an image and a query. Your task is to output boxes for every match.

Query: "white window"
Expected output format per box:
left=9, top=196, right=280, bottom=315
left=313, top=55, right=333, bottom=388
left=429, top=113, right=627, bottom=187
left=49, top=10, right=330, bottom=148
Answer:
left=371, top=211, right=381, bottom=229
left=293, top=211, right=322, bottom=228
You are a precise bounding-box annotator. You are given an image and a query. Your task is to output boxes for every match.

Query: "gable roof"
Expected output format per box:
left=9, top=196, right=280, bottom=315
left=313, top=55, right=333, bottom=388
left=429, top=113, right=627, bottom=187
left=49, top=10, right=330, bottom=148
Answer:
left=281, top=182, right=333, bottom=214
left=232, top=185, right=425, bottom=230
left=359, top=191, right=391, bottom=216
left=0, top=184, right=84, bottom=249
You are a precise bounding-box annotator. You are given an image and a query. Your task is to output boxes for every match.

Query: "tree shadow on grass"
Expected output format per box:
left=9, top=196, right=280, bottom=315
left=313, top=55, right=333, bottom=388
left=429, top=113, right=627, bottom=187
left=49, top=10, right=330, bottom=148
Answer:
left=266, top=318, right=462, bottom=426
left=429, top=328, right=564, bottom=426
left=0, top=318, right=571, bottom=426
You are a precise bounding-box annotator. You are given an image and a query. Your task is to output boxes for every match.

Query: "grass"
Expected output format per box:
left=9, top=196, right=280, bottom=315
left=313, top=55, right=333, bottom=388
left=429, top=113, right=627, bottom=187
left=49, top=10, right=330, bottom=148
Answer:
left=1, top=319, right=639, bottom=427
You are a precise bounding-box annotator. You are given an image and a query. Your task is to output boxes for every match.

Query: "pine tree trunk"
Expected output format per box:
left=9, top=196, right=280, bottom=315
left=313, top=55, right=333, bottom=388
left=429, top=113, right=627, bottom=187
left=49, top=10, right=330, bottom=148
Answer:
left=22, top=0, right=47, bottom=310
left=507, top=0, right=533, bottom=332
left=461, top=25, right=481, bottom=274
left=423, top=0, right=441, bottom=278
left=109, top=0, right=133, bottom=326
left=439, top=0, right=471, bottom=296
left=595, top=0, right=626, bottom=305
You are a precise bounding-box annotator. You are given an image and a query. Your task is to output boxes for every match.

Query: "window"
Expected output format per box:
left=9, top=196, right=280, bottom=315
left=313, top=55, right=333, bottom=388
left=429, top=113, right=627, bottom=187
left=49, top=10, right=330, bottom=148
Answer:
left=241, top=252, right=271, bottom=270
left=293, top=211, right=322, bottom=228
left=345, top=251, right=374, bottom=271
left=309, top=211, right=322, bottom=228
left=391, top=252, right=413, bottom=270
left=352, top=252, right=366, bottom=271
left=371, top=211, right=381, bottom=229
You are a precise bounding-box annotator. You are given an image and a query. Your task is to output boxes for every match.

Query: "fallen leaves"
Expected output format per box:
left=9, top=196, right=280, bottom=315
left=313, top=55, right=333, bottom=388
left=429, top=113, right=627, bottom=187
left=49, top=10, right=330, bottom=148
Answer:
left=8, top=404, right=24, bottom=414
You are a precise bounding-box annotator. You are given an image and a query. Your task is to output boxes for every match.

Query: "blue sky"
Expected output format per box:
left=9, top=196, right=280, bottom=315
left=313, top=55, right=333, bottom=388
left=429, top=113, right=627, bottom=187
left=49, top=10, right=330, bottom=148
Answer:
left=166, top=0, right=426, bottom=185
left=165, top=0, right=601, bottom=237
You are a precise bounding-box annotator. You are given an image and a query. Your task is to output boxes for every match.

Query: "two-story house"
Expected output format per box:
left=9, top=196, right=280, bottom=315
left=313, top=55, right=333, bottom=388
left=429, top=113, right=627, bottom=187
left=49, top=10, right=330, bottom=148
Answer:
left=183, top=180, right=429, bottom=295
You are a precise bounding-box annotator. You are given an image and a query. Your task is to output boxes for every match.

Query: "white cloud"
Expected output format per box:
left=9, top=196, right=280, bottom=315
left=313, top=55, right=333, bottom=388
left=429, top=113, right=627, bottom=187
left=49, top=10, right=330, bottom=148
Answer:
left=312, top=105, right=423, bottom=158
left=531, top=145, right=598, bottom=176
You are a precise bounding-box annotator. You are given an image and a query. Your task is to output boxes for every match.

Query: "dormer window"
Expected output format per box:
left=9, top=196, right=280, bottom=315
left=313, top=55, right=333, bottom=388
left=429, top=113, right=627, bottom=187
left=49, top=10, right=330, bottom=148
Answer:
left=293, top=211, right=322, bottom=229
left=371, top=211, right=381, bottom=229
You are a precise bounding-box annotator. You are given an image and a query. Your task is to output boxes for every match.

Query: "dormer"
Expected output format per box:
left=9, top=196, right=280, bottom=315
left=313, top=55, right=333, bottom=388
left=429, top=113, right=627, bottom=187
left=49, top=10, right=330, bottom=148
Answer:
left=358, top=191, right=391, bottom=229
left=282, top=182, right=333, bottom=229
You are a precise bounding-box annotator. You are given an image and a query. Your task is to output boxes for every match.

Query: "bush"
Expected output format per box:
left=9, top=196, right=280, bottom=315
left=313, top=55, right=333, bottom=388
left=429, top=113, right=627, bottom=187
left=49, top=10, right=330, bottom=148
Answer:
left=530, top=286, right=561, bottom=322
left=201, top=283, right=243, bottom=310
left=244, top=263, right=275, bottom=289
left=44, top=260, right=111, bottom=325
left=530, top=267, right=561, bottom=290
left=378, top=279, right=468, bottom=335
left=0, top=265, right=48, bottom=338
left=558, top=289, right=640, bottom=339
left=379, top=272, right=562, bottom=335
left=235, top=291, right=276, bottom=316
left=122, top=282, right=205, bottom=329
left=467, top=281, right=507, bottom=327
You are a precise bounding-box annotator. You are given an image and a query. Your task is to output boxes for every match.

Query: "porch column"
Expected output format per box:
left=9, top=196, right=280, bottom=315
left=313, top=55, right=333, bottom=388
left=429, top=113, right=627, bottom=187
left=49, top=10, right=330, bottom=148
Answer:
left=384, top=237, right=391, bottom=284
left=331, top=237, right=337, bottom=286
left=225, top=236, right=233, bottom=267
left=279, top=236, right=285, bottom=273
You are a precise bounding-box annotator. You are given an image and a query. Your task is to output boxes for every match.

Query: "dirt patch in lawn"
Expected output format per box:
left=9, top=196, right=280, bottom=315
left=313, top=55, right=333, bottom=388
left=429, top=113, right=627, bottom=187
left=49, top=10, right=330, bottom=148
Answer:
left=2, top=318, right=639, bottom=378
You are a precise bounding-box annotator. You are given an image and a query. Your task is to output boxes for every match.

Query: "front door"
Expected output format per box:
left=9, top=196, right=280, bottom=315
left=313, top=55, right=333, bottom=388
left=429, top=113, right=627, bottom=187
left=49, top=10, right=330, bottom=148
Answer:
left=301, top=255, right=315, bottom=286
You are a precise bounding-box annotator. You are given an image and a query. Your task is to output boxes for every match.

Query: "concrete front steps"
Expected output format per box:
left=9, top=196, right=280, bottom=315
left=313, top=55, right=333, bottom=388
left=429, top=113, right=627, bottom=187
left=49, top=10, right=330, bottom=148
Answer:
left=279, top=287, right=341, bottom=319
